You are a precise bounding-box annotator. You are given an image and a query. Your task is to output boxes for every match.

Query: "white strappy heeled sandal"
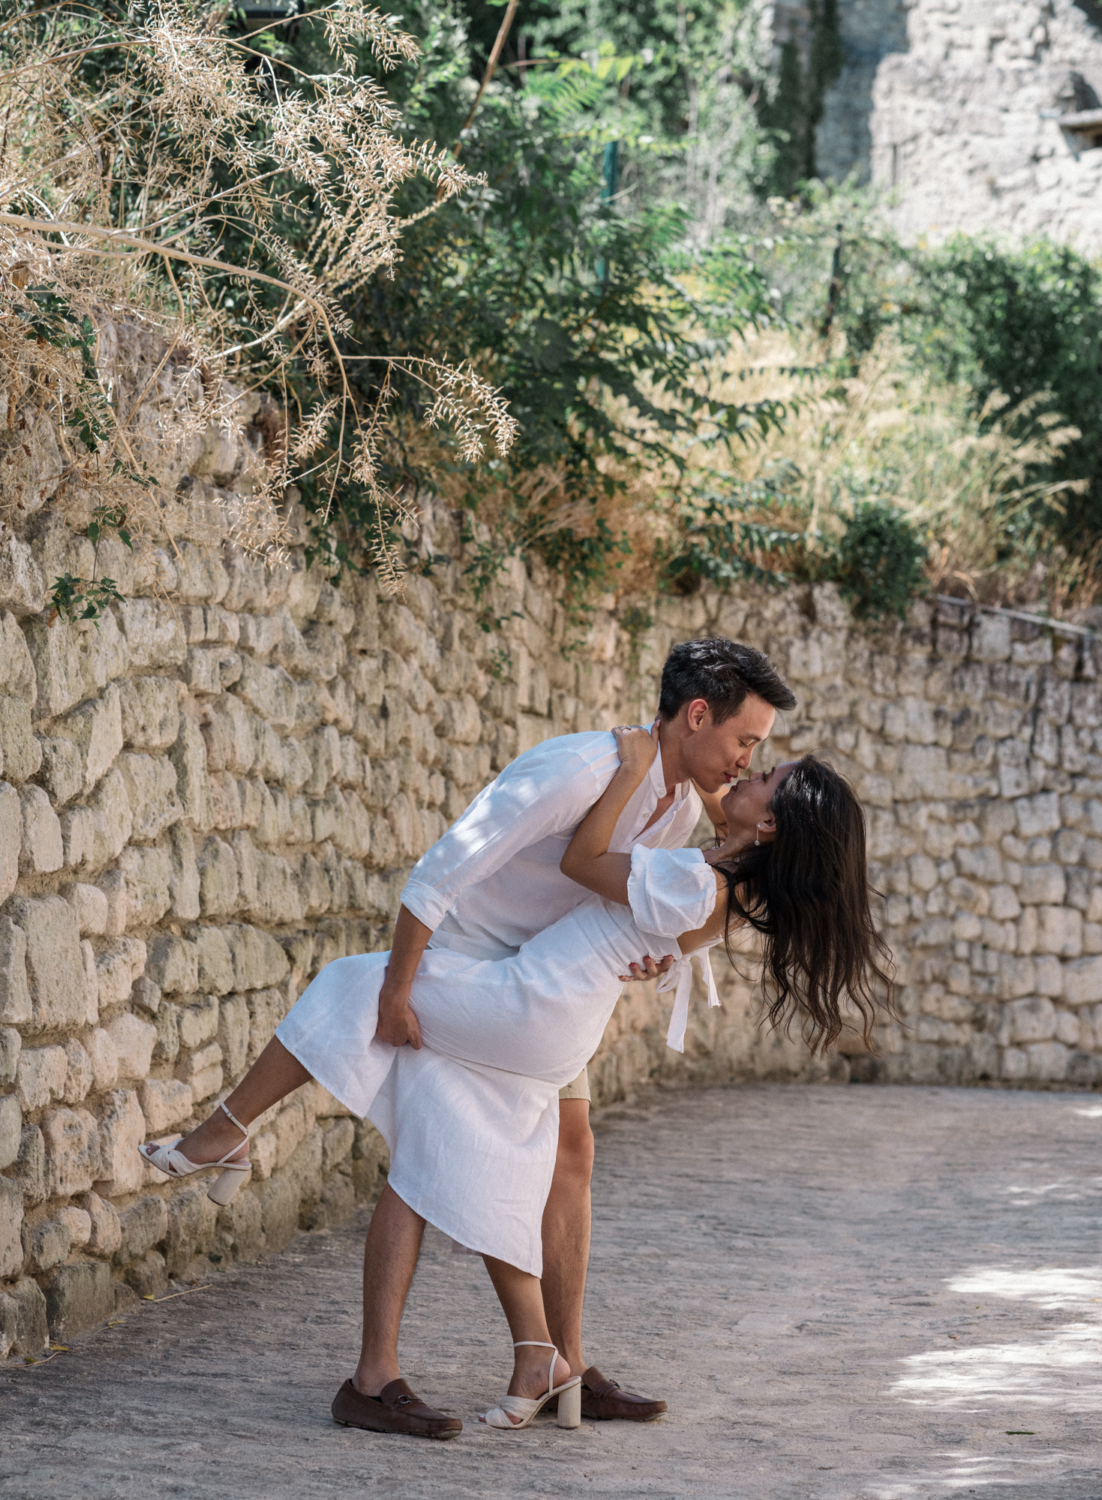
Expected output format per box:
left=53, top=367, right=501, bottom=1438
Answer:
left=137, top=1100, right=252, bottom=1206
left=478, top=1341, right=582, bottom=1430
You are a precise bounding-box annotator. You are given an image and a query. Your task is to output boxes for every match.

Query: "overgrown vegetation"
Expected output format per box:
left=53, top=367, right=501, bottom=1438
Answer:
left=7, top=0, right=1102, bottom=628
left=0, top=0, right=516, bottom=612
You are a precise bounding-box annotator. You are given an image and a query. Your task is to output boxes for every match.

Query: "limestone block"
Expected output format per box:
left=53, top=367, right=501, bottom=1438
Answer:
left=1054, top=1008, right=1082, bottom=1046
left=79, top=1191, right=121, bottom=1257
left=0, top=914, right=30, bottom=1025
left=253, top=721, right=284, bottom=785
left=132, top=976, right=161, bottom=1015
left=239, top=842, right=305, bottom=926
left=322, top=1117, right=354, bottom=1171
left=24, top=619, right=85, bottom=718
left=116, top=598, right=186, bottom=670
left=1018, top=864, right=1066, bottom=905
left=16, top=1043, right=67, bottom=1109
left=89, top=767, right=134, bottom=866
left=43, top=1106, right=101, bottom=1196
left=198, top=835, right=239, bottom=916
left=41, top=1260, right=115, bottom=1342
left=196, top=927, right=235, bottom=995
left=0, top=1178, right=23, bottom=1277
left=119, top=675, right=180, bottom=751
left=117, top=1194, right=168, bottom=1262
left=118, top=844, right=172, bottom=926
left=14, top=1123, right=46, bottom=1204
left=0, top=1024, right=19, bottom=1085
left=0, top=696, right=40, bottom=782
left=94, top=937, right=148, bottom=1011
left=305, top=725, right=341, bottom=795
left=170, top=715, right=212, bottom=830
left=86, top=1028, right=118, bottom=1092
left=106, top=1012, right=157, bottom=1080
left=59, top=683, right=123, bottom=794
left=48, top=1195, right=90, bottom=1252
left=226, top=923, right=290, bottom=991
left=1036, top=906, right=1083, bottom=958
left=4, top=1277, right=47, bottom=1356
left=139, top=1077, right=194, bottom=1135
left=146, top=933, right=200, bottom=994
left=22, top=1217, right=70, bottom=1274
left=0, top=612, right=34, bottom=698
left=19, top=785, right=63, bottom=872
left=0, top=529, right=45, bottom=616
left=0, top=781, right=19, bottom=902
left=1032, top=955, right=1064, bottom=998
left=126, top=1249, right=167, bottom=1299
left=218, top=994, right=250, bottom=1077
left=1013, top=790, right=1061, bottom=837
left=94, top=1088, right=145, bottom=1195
left=996, top=738, right=1030, bottom=799
left=153, top=1002, right=178, bottom=1065
left=62, top=1038, right=93, bottom=1103
left=64, top=881, right=109, bottom=936
left=1006, top=996, right=1056, bottom=1044
left=167, top=824, right=201, bottom=922
left=185, top=645, right=228, bottom=696
left=1061, top=955, right=1102, bottom=1007
left=60, top=804, right=95, bottom=870
left=116, top=751, right=181, bottom=842
left=245, top=987, right=285, bottom=1064
left=282, top=737, right=311, bottom=794
left=184, top=1041, right=223, bottom=1102
left=970, top=614, right=1011, bottom=663
left=202, top=695, right=255, bottom=774
left=955, top=845, right=1004, bottom=883
left=0, top=1092, right=21, bottom=1169
left=1024, top=1041, right=1069, bottom=1083
left=236, top=657, right=297, bottom=729
left=177, top=995, right=219, bottom=1051
left=162, top=1182, right=217, bottom=1275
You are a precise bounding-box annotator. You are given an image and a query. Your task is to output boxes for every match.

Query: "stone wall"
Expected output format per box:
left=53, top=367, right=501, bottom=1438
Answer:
left=5, top=390, right=1102, bottom=1362
left=866, top=0, right=1102, bottom=249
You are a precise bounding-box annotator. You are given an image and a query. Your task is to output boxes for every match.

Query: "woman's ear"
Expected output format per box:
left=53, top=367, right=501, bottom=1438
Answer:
left=757, top=812, right=777, bottom=844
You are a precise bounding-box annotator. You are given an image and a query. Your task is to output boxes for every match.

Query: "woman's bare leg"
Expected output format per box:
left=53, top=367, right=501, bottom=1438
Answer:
left=169, top=1038, right=311, bottom=1163
left=482, top=1254, right=571, bottom=1423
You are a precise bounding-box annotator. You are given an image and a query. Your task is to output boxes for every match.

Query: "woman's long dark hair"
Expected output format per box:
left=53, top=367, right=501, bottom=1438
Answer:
left=718, top=756, right=894, bottom=1054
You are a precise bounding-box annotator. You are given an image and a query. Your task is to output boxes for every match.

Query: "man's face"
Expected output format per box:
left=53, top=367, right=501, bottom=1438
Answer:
left=680, top=694, right=777, bottom=792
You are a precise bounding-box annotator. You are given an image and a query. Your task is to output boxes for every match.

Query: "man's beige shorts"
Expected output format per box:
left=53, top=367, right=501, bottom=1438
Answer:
left=558, top=1067, right=591, bottom=1103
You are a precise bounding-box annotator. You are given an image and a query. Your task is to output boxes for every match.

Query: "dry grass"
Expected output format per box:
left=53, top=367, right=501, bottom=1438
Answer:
left=596, top=330, right=1096, bottom=609
left=0, top=0, right=517, bottom=606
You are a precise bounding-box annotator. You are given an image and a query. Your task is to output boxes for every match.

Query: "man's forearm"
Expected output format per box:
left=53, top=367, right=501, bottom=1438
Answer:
left=381, top=905, right=433, bottom=994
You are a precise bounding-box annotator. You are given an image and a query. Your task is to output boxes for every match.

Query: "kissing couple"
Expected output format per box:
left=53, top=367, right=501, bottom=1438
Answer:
left=140, top=637, right=891, bottom=1437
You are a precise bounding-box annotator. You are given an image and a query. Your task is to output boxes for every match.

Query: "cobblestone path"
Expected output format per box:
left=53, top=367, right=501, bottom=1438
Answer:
left=2, top=1083, right=1100, bottom=1500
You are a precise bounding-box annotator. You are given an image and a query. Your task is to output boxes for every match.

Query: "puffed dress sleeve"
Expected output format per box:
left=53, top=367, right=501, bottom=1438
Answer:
left=626, top=846, right=718, bottom=938
left=625, top=846, right=723, bottom=1056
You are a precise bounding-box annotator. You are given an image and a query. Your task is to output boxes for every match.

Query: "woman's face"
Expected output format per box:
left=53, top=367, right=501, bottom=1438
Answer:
left=720, top=761, right=797, bottom=844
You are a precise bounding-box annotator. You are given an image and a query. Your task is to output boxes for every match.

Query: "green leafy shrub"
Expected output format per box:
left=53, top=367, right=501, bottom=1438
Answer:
left=835, top=502, right=926, bottom=620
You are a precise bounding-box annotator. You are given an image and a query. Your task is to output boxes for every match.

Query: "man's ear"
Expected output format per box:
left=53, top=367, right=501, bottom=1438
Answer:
left=685, top=698, right=710, bottom=731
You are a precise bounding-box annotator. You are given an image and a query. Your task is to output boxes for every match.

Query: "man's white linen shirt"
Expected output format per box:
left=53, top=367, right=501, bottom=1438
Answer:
left=400, top=730, right=702, bottom=961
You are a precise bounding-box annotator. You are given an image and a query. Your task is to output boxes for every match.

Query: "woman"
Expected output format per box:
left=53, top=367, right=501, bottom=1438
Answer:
left=140, top=729, right=891, bottom=1430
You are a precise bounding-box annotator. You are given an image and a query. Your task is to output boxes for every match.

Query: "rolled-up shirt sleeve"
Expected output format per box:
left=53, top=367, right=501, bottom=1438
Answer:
left=399, top=741, right=611, bottom=931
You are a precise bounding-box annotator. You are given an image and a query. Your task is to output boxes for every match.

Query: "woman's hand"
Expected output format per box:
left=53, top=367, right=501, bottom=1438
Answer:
left=613, top=720, right=659, bottom=779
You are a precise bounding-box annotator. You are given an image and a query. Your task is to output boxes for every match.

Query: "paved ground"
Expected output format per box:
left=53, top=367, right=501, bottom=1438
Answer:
left=2, top=1083, right=1101, bottom=1500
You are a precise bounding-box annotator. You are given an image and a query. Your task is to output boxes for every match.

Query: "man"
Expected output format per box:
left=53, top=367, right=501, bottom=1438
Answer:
left=335, top=637, right=796, bottom=1437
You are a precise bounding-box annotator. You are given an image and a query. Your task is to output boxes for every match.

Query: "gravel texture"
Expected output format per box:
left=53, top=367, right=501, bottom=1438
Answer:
left=2, top=1081, right=1101, bottom=1499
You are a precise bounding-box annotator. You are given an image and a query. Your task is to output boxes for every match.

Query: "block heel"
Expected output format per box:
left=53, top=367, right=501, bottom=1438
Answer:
left=556, top=1380, right=581, bottom=1428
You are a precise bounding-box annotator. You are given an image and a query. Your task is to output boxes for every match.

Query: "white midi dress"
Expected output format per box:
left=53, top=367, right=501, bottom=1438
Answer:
left=275, top=846, right=721, bottom=1274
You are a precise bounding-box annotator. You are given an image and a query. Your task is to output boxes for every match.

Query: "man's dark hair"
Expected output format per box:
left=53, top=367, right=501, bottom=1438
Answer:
left=658, top=638, right=796, bottom=723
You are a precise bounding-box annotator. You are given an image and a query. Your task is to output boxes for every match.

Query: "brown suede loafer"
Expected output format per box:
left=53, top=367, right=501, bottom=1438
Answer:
left=579, top=1367, right=667, bottom=1421
left=331, top=1377, right=462, bottom=1439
